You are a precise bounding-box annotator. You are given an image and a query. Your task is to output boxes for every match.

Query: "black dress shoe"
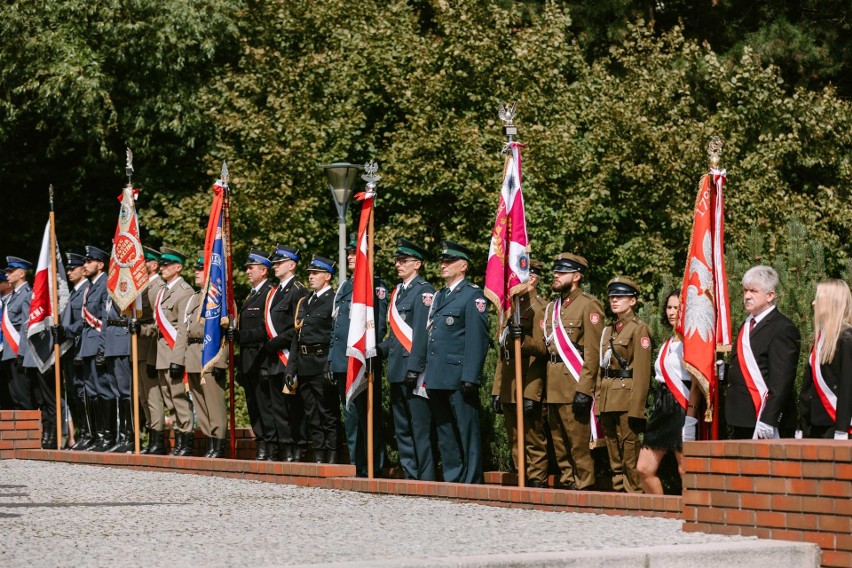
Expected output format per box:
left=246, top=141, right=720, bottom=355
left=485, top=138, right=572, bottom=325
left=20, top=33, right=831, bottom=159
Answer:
left=527, top=479, right=548, bottom=489
left=147, top=430, right=167, bottom=455
left=266, top=442, right=279, bottom=461
left=313, top=449, right=326, bottom=464
left=326, top=450, right=337, bottom=464
left=176, top=432, right=195, bottom=457
left=553, top=480, right=577, bottom=490
left=209, top=438, right=227, bottom=459
left=255, top=440, right=268, bottom=461
left=281, top=443, right=294, bottom=462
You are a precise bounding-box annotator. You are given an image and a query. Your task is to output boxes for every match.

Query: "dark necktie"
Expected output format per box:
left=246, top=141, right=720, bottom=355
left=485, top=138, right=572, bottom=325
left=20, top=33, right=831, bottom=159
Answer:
left=750, top=317, right=757, bottom=333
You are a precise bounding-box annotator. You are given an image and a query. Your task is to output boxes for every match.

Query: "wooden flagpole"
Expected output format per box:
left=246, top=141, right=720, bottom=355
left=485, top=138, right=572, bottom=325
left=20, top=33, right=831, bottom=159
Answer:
left=222, top=163, right=237, bottom=460
left=48, top=185, right=63, bottom=450
left=512, top=301, right=525, bottom=488
left=128, top=305, right=140, bottom=453
left=363, top=161, right=380, bottom=480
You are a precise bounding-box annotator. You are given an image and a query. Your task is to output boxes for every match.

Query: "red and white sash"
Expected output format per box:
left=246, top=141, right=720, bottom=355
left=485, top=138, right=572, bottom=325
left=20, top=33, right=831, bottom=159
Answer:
left=155, top=287, right=177, bottom=349
left=264, top=287, right=290, bottom=366
left=736, top=320, right=768, bottom=423
left=548, top=300, right=603, bottom=442
left=81, top=286, right=103, bottom=332
left=810, top=332, right=852, bottom=434
left=654, top=337, right=689, bottom=410
left=388, top=285, right=413, bottom=353
left=1, top=302, right=20, bottom=356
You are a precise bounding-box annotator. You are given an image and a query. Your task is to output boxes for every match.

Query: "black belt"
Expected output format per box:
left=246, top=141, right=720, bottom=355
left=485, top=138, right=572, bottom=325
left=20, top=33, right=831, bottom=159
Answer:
left=549, top=353, right=562, bottom=363
left=107, top=319, right=128, bottom=327
left=604, top=369, right=633, bottom=379
left=187, top=338, right=203, bottom=345
left=299, top=343, right=328, bottom=355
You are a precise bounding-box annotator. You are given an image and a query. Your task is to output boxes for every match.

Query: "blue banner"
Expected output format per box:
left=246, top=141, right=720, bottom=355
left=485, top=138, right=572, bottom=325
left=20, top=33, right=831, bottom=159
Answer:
left=201, top=206, right=228, bottom=372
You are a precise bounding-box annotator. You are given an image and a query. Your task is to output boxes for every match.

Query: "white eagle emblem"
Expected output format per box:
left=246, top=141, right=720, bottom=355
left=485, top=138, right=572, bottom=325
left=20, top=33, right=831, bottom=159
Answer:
left=475, top=298, right=487, bottom=313
left=422, top=293, right=433, bottom=306
left=684, top=232, right=715, bottom=342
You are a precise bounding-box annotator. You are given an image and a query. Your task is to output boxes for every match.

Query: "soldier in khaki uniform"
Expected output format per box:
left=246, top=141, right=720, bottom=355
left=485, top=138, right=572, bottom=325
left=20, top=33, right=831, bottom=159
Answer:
left=543, top=253, right=605, bottom=490
left=137, top=247, right=167, bottom=454
left=491, top=260, right=549, bottom=487
left=177, top=254, right=228, bottom=458
left=154, top=247, right=196, bottom=456
left=598, top=277, right=652, bottom=493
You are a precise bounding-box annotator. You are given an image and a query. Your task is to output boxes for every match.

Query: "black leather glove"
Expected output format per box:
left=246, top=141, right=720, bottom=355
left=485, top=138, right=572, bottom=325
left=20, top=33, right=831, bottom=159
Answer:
left=127, top=319, right=137, bottom=334
left=508, top=322, right=523, bottom=339
left=95, top=351, right=107, bottom=372
left=628, top=416, right=647, bottom=434
left=572, top=392, right=593, bottom=417
left=325, top=363, right=336, bottom=386
left=461, top=381, right=479, bottom=403
left=491, top=395, right=503, bottom=414
left=169, top=363, right=185, bottom=380
left=51, top=325, right=65, bottom=343
left=375, top=343, right=384, bottom=359
left=73, top=358, right=84, bottom=373
left=404, top=370, right=419, bottom=391
left=523, top=398, right=536, bottom=417
left=146, top=364, right=157, bottom=379
left=225, top=328, right=238, bottom=342
left=212, top=367, right=226, bottom=382
left=284, top=374, right=296, bottom=390
left=15, top=355, right=24, bottom=370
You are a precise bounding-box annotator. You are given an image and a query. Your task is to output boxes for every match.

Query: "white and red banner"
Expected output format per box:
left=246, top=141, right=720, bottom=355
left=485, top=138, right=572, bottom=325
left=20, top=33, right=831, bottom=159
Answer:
left=27, top=221, right=72, bottom=373
left=810, top=332, right=852, bottom=434
left=345, top=190, right=377, bottom=407
left=107, top=184, right=148, bottom=312
left=676, top=170, right=731, bottom=415
left=484, top=142, right=530, bottom=324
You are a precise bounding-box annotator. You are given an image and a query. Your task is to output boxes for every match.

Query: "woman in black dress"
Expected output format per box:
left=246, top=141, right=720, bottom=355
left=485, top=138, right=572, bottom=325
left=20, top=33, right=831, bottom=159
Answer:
left=637, top=291, right=694, bottom=493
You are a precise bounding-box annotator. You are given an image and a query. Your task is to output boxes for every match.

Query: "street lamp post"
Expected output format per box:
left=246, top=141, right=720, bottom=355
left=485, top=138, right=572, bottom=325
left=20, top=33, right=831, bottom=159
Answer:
left=319, top=162, right=363, bottom=285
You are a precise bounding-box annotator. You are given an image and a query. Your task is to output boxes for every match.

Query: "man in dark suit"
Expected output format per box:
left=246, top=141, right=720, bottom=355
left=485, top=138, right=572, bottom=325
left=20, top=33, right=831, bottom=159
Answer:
left=285, top=256, right=336, bottom=463
left=725, top=265, right=801, bottom=439
left=263, top=245, right=308, bottom=461
left=62, top=253, right=91, bottom=449
left=378, top=238, right=436, bottom=480
left=425, top=241, right=489, bottom=484
left=78, top=246, right=109, bottom=450
left=329, top=234, right=388, bottom=475
left=234, top=248, right=275, bottom=460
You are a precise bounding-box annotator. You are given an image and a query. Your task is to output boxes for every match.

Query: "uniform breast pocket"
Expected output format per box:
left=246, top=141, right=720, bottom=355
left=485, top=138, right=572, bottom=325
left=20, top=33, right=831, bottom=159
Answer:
left=441, top=308, right=462, bottom=328
left=565, top=319, right=582, bottom=336
left=398, top=305, right=412, bottom=321
left=446, top=354, right=463, bottom=365
left=614, top=337, right=630, bottom=359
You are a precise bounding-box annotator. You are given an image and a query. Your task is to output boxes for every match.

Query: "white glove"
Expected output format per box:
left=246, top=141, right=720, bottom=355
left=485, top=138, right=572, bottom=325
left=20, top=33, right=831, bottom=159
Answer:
left=753, top=420, right=779, bottom=439
left=682, top=416, right=698, bottom=442
left=834, top=431, right=849, bottom=440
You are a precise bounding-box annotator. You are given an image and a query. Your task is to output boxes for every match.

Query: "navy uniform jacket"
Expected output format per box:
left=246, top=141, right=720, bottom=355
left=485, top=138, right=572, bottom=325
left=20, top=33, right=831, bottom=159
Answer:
left=103, top=297, right=131, bottom=357
left=800, top=328, right=852, bottom=434
left=263, top=277, right=308, bottom=376
left=425, top=279, right=489, bottom=390
left=379, top=276, right=435, bottom=382
left=62, top=280, right=90, bottom=358
left=725, top=308, right=801, bottom=430
left=1, top=283, right=32, bottom=362
left=329, top=276, right=389, bottom=374
left=238, top=280, right=274, bottom=375
left=286, top=287, right=334, bottom=377
left=79, top=274, right=107, bottom=359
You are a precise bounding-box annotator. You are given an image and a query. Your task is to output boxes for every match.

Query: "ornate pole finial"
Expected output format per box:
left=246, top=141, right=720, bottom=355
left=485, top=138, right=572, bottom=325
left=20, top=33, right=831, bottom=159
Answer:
left=220, top=161, right=230, bottom=186
left=49, top=184, right=54, bottom=206
left=125, top=147, right=134, bottom=186
left=362, top=161, right=381, bottom=188
left=499, top=102, right=518, bottom=152
left=707, top=136, right=723, bottom=169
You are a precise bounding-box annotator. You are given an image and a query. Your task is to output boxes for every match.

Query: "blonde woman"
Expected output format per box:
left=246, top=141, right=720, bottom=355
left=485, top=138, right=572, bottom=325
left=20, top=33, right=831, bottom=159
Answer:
left=799, top=279, right=852, bottom=440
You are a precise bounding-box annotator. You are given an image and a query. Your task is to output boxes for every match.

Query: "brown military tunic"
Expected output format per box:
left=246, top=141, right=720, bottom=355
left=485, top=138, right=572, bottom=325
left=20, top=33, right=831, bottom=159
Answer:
left=544, top=287, right=605, bottom=489
left=137, top=274, right=165, bottom=431
left=155, top=276, right=195, bottom=434
left=492, top=290, right=548, bottom=483
left=177, top=290, right=228, bottom=439
left=598, top=310, right=652, bottom=493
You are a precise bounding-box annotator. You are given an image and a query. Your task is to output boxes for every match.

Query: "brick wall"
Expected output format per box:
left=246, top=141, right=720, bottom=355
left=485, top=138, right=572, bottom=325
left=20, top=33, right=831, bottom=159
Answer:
left=682, top=439, right=852, bottom=568
left=0, top=410, right=42, bottom=458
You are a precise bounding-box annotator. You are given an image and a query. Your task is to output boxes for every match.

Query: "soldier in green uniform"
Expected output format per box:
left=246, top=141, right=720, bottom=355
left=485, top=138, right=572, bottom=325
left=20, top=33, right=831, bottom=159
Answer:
left=138, top=247, right=167, bottom=454
left=426, top=241, right=489, bottom=484
left=491, top=260, right=549, bottom=487
left=154, top=247, right=196, bottom=456
left=543, top=253, right=605, bottom=490
left=598, top=277, right=652, bottom=493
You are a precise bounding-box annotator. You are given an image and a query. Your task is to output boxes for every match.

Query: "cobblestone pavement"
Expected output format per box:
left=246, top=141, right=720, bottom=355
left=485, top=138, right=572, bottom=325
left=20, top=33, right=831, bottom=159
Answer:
left=0, top=459, right=752, bottom=567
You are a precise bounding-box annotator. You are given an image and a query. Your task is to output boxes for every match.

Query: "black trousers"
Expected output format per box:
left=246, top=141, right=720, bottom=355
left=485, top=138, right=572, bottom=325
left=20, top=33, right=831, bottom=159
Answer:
left=299, top=374, right=338, bottom=451
left=32, top=367, right=57, bottom=433
left=8, top=360, right=36, bottom=410
left=238, top=370, right=263, bottom=441
left=253, top=372, right=277, bottom=442
left=270, top=372, right=306, bottom=446
left=0, top=360, right=14, bottom=409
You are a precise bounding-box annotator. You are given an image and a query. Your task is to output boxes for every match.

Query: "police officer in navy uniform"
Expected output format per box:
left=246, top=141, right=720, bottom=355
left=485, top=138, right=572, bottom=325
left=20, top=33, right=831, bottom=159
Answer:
left=263, top=245, right=308, bottom=461
left=78, top=246, right=110, bottom=450
left=285, top=256, right=336, bottom=463
left=61, top=253, right=90, bottom=448
left=0, top=272, right=14, bottom=410
left=101, top=278, right=135, bottom=453
left=329, top=234, right=388, bottom=474
left=1, top=257, right=35, bottom=411
left=378, top=238, right=436, bottom=480
left=426, top=241, right=489, bottom=484
left=234, top=249, right=275, bottom=460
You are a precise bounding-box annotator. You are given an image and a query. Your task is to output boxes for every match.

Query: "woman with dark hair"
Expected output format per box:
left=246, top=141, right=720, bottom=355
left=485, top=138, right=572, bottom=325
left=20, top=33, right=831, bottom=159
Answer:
left=637, top=290, right=696, bottom=494
left=799, top=279, right=852, bottom=440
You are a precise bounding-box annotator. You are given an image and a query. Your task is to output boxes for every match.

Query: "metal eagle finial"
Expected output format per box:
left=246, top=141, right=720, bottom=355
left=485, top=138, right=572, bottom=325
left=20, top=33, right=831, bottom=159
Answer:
left=707, top=136, right=723, bottom=169
left=499, top=102, right=519, bottom=153
left=125, top=147, right=134, bottom=185
left=221, top=161, right=230, bottom=186
left=362, top=161, right=381, bottom=188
